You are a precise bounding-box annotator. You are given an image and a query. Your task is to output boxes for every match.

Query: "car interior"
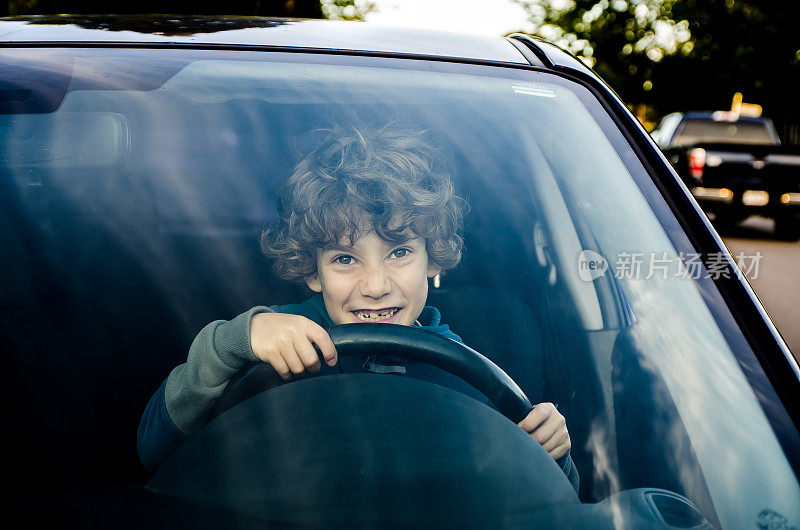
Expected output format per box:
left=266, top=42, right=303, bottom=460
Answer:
left=0, top=50, right=722, bottom=527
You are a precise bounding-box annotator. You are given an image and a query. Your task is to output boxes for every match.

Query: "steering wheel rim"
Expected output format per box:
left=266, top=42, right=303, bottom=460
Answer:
left=209, top=323, right=534, bottom=423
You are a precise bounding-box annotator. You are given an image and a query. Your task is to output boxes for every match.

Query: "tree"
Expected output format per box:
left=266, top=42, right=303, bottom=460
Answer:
left=662, top=2, right=800, bottom=129
left=322, top=0, right=374, bottom=20
left=514, top=1, right=800, bottom=138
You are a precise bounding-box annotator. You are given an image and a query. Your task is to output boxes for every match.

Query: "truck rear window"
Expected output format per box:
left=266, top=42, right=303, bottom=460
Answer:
left=673, top=119, right=775, bottom=146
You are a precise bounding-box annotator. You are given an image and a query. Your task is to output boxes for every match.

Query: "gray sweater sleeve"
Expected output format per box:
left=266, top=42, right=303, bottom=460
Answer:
left=164, top=305, right=273, bottom=435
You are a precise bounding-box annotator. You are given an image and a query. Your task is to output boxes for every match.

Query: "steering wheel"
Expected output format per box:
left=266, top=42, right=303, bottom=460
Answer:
left=152, top=324, right=579, bottom=525
left=209, top=323, right=534, bottom=423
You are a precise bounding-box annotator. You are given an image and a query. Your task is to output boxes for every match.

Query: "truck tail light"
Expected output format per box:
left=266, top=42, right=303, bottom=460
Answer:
left=689, top=148, right=706, bottom=178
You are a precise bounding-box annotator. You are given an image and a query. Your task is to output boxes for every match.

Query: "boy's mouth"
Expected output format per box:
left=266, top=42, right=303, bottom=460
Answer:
left=352, top=307, right=400, bottom=322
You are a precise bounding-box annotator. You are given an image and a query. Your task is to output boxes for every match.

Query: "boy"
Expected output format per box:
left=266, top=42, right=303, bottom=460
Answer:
left=137, top=121, right=578, bottom=491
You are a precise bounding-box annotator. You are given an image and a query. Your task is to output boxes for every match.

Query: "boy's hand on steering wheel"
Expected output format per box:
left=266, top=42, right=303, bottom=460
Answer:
left=250, top=312, right=338, bottom=380
left=517, top=402, right=571, bottom=460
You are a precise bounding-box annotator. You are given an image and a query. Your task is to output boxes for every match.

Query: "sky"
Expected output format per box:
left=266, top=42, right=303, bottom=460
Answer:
left=364, top=0, right=536, bottom=37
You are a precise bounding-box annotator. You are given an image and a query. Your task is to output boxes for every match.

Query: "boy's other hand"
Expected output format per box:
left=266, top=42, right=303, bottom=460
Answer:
left=250, top=313, right=338, bottom=380
left=517, top=402, right=571, bottom=460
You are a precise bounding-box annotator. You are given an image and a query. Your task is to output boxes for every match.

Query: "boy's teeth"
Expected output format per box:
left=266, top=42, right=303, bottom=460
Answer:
left=355, top=308, right=397, bottom=320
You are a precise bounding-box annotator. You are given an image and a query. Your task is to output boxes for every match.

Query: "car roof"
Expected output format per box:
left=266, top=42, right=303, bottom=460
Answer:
left=0, top=15, right=532, bottom=64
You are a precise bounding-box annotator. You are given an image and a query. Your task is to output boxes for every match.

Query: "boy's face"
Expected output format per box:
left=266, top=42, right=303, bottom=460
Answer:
left=306, top=230, right=441, bottom=326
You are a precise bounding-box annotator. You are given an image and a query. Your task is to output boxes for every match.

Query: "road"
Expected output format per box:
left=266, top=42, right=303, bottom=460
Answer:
left=720, top=216, right=800, bottom=360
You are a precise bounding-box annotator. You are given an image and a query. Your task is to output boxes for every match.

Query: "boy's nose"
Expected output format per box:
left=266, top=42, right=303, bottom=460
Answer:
left=359, top=267, right=392, bottom=298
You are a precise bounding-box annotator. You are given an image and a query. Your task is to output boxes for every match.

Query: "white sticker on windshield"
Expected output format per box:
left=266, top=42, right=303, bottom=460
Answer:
left=511, top=82, right=555, bottom=98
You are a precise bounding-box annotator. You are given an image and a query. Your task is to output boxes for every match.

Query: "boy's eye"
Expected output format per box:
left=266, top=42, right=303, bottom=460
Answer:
left=391, top=248, right=410, bottom=259
left=333, top=255, right=354, bottom=265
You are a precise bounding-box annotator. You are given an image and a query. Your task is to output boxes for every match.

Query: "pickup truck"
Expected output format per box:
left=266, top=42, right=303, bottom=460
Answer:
left=652, top=111, right=800, bottom=239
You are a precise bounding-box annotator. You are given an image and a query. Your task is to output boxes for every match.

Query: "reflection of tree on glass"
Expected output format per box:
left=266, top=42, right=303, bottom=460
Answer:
left=137, top=121, right=578, bottom=490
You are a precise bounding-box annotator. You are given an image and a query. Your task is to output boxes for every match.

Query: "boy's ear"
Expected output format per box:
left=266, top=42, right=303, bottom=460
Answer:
left=427, top=263, right=442, bottom=278
left=306, top=274, right=322, bottom=292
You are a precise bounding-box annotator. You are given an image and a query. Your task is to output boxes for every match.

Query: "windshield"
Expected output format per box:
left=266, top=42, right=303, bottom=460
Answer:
left=2, top=48, right=798, bottom=529
left=672, top=118, right=777, bottom=146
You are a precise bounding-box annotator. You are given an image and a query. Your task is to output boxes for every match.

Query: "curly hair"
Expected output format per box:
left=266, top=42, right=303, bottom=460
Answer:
left=261, top=121, right=465, bottom=280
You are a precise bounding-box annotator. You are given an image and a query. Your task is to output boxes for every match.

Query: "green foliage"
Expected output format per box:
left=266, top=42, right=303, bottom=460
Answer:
left=515, top=1, right=688, bottom=105
left=7, top=0, right=37, bottom=15
left=515, top=1, right=800, bottom=133
left=321, top=0, right=374, bottom=21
